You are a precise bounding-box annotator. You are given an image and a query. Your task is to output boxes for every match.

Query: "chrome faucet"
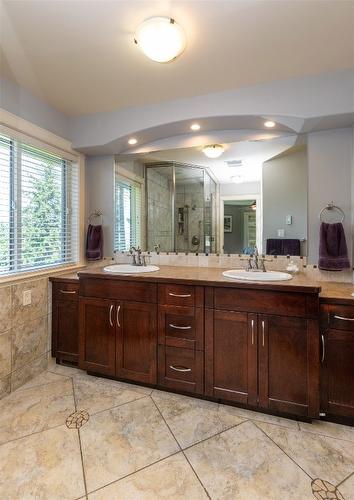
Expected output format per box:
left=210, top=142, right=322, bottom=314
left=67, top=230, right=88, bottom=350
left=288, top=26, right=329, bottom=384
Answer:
left=242, top=246, right=272, bottom=272
left=129, top=246, right=146, bottom=266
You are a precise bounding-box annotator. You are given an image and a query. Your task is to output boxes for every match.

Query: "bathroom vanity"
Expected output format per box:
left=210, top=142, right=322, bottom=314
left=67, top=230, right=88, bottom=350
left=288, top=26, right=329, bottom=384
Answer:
left=50, top=267, right=354, bottom=424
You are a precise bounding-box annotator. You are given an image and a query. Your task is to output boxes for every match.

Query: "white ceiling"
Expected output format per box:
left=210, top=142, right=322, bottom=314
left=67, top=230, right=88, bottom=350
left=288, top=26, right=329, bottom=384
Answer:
left=1, top=0, right=354, bottom=116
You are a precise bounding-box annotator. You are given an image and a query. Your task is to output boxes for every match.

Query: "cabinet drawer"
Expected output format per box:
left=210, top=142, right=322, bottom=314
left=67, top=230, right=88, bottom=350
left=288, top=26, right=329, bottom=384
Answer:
left=328, top=305, right=354, bottom=332
left=158, top=346, right=204, bottom=394
left=213, top=287, right=312, bottom=317
left=80, top=278, right=157, bottom=303
left=53, top=282, right=79, bottom=301
left=158, top=284, right=203, bottom=307
left=158, top=305, right=204, bottom=349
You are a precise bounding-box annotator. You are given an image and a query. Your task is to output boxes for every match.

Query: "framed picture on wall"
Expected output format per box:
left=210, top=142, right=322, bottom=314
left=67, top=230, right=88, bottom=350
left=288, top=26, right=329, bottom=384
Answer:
left=224, top=215, right=233, bottom=233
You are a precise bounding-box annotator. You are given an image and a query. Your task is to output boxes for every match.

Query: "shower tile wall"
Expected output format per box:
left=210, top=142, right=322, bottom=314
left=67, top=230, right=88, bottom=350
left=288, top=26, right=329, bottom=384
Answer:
left=147, top=169, right=173, bottom=252
left=175, top=182, right=204, bottom=253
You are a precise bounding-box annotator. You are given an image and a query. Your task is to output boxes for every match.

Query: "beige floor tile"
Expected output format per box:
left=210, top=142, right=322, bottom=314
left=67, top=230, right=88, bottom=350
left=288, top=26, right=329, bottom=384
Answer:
left=16, top=369, right=69, bottom=391
left=0, top=378, right=75, bottom=444
left=152, top=390, right=246, bottom=449
left=80, top=397, right=179, bottom=493
left=88, top=453, right=208, bottom=500
left=256, top=421, right=354, bottom=485
left=47, top=357, right=84, bottom=377
left=299, top=419, right=354, bottom=443
left=220, top=403, right=299, bottom=429
left=0, top=425, right=85, bottom=500
left=185, top=420, right=313, bottom=500
left=74, top=373, right=151, bottom=414
left=338, top=472, right=354, bottom=500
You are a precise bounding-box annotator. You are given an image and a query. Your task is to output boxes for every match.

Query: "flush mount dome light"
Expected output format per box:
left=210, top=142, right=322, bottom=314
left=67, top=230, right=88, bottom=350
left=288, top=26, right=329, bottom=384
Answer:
left=264, top=120, right=276, bottom=128
left=202, top=144, right=225, bottom=159
left=128, top=137, right=137, bottom=145
left=134, top=17, right=186, bottom=63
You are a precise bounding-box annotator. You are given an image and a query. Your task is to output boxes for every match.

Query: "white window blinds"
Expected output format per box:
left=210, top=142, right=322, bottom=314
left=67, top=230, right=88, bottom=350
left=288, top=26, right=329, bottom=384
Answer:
left=114, top=174, right=142, bottom=252
left=0, top=133, right=79, bottom=275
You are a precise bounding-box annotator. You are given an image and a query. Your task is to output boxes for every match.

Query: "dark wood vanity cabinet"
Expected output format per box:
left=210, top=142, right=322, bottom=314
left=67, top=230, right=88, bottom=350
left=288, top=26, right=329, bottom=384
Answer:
left=52, top=281, right=79, bottom=364
left=205, top=287, right=320, bottom=418
left=320, top=303, right=354, bottom=420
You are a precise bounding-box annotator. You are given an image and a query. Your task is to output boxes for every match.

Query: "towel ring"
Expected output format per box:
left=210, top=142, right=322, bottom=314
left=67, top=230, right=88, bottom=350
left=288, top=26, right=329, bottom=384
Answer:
left=319, top=202, right=345, bottom=223
left=88, top=211, right=103, bottom=225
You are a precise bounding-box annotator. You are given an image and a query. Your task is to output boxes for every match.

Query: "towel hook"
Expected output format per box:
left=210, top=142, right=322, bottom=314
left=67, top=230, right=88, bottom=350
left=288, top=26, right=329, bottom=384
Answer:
left=88, top=210, right=103, bottom=225
left=319, top=202, right=345, bottom=223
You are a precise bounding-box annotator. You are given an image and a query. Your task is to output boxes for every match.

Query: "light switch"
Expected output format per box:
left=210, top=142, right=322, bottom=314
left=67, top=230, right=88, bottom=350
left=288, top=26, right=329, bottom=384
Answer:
left=23, top=290, right=32, bottom=306
left=286, top=215, right=292, bottom=225
left=277, top=229, right=285, bottom=237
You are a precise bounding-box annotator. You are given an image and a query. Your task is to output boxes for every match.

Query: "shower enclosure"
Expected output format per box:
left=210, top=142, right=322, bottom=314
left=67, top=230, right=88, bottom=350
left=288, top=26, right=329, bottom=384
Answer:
left=146, top=162, right=217, bottom=253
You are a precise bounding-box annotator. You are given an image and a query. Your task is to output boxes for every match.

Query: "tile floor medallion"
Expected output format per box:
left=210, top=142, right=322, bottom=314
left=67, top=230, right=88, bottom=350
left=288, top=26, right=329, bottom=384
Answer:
left=0, top=360, right=353, bottom=499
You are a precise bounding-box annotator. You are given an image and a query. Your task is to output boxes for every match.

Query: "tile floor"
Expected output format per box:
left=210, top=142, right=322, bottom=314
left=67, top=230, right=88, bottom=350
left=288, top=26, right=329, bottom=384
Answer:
left=0, top=360, right=353, bottom=500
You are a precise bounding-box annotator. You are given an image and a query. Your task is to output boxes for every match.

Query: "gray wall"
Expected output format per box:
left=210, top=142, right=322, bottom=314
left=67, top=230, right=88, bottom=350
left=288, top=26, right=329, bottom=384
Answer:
left=0, top=78, right=70, bottom=139
left=223, top=204, right=252, bottom=254
left=308, top=128, right=353, bottom=264
left=263, top=148, right=307, bottom=254
left=85, top=155, right=115, bottom=258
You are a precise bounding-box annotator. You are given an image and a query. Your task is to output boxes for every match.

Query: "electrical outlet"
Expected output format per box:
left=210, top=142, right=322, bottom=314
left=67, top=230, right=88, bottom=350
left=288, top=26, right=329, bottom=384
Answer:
left=23, top=290, right=32, bottom=306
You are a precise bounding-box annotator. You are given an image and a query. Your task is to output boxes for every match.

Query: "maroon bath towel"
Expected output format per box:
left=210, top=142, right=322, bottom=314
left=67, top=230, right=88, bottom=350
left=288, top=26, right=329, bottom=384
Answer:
left=318, top=222, right=350, bottom=271
left=86, top=224, right=103, bottom=261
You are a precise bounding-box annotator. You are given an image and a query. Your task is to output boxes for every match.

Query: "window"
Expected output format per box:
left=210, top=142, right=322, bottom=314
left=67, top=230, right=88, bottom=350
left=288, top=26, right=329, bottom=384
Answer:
left=114, top=174, right=142, bottom=252
left=0, top=133, right=79, bottom=275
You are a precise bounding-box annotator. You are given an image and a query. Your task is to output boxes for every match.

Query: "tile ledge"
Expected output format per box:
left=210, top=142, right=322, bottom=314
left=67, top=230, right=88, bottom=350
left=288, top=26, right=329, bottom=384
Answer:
left=0, top=263, right=85, bottom=286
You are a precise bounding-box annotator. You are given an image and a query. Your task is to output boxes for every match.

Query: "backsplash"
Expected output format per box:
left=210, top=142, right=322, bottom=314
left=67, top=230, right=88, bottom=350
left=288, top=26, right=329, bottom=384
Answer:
left=0, top=278, right=50, bottom=399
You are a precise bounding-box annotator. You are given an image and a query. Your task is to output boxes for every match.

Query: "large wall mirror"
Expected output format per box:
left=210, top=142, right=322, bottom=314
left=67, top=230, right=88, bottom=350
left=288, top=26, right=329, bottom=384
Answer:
left=115, top=134, right=308, bottom=257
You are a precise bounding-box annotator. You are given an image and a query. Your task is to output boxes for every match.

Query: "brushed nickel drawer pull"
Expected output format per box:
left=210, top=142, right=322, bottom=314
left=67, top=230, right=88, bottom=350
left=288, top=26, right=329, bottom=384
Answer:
left=109, top=304, right=114, bottom=327
left=169, top=324, right=192, bottom=330
left=333, top=315, right=354, bottom=322
left=116, top=305, right=121, bottom=327
left=60, top=290, right=76, bottom=294
left=169, top=365, right=192, bottom=372
left=251, top=319, right=255, bottom=345
left=168, top=292, right=192, bottom=298
left=321, top=334, right=325, bottom=363
left=261, top=320, right=265, bottom=347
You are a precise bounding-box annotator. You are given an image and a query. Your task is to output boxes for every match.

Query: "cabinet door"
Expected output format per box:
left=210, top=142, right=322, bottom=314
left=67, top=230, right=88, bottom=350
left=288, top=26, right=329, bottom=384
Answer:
left=79, top=298, right=116, bottom=376
left=258, top=315, right=319, bottom=417
left=116, top=301, right=157, bottom=384
left=52, top=300, right=79, bottom=363
left=322, top=329, right=354, bottom=419
left=205, top=309, right=258, bottom=405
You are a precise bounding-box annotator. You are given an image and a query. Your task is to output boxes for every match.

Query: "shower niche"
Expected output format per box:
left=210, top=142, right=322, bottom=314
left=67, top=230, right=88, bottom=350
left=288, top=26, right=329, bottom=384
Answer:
left=146, top=163, right=217, bottom=254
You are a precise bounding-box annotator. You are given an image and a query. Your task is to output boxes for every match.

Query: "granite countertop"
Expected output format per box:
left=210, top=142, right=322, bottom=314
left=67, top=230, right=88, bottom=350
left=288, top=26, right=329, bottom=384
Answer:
left=50, top=265, right=354, bottom=302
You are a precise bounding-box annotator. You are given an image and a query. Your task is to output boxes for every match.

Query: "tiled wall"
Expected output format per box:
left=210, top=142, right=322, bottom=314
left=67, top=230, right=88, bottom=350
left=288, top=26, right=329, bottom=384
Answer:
left=0, top=277, right=51, bottom=399
left=147, top=168, right=173, bottom=252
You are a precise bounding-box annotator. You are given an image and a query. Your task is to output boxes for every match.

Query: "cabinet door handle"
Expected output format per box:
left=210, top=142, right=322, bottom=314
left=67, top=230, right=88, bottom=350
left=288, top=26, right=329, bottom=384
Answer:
left=60, top=290, right=76, bottom=294
left=169, top=324, right=192, bottom=330
left=116, top=305, right=121, bottom=327
left=333, top=315, right=354, bottom=322
left=169, top=365, right=192, bottom=372
left=321, top=334, right=325, bottom=363
left=251, top=319, right=255, bottom=345
left=261, top=320, right=265, bottom=347
left=168, top=292, right=191, bottom=298
left=109, top=304, right=114, bottom=327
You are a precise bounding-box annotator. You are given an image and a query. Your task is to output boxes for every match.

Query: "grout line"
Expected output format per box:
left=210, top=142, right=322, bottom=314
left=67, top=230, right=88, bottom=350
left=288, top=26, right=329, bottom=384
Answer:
left=72, top=376, right=89, bottom=498
left=87, top=395, right=149, bottom=418
left=0, top=421, right=71, bottom=448
left=182, top=450, right=212, bottom=500
left=149, top=395, right=182, bottom=451
left=181, top=418, right=248, bottom=452
left=14, top=373, right=72, bottom=393
left=336, top=470, right=354, bottom=488
left=253, top=421, right=314, bottom=480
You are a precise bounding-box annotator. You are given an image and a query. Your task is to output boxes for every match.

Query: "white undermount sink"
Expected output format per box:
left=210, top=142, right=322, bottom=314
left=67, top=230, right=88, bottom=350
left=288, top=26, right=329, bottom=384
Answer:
left=103, top=264, right=160, bottom=274
left=222, top=269, right=293, bottom=282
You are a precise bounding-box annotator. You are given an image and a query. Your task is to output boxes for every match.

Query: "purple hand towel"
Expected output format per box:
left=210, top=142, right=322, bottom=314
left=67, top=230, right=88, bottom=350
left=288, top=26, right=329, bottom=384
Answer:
left=86, top=224, right=103, bottom=261
left=318, top=222, right=350, bottom=271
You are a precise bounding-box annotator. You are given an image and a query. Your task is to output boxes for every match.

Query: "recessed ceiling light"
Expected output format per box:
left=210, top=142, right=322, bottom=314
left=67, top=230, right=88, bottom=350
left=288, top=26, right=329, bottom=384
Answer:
left=202, top=144, right=224, bottom=159
left=264, top=120, right=276, bottom=128
left=128, top=138, right=137, bottom=145
left=190, top=123, right=200, bottom=131
left=134, top=17, right=186, bottom=63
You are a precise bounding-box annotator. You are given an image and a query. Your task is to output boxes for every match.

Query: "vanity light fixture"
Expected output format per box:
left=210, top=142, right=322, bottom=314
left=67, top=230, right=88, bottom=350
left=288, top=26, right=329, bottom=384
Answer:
left=190, top=123, right=201, bottom=131
left=128, top=138, right=138, bottom=145
left=202, top=144, right=225, bottom=159
left=264, top=120, right=276, bottom=128
left=134, top=17, right=186, bottom=63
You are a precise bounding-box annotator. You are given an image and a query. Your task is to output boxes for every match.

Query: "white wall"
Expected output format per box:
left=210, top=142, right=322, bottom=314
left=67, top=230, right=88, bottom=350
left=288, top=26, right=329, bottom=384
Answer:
left=220, top=181, right=261, bottom=197
left=85, top=155, right=115, bottom=258
left=307, top=127, right=354, bottom=264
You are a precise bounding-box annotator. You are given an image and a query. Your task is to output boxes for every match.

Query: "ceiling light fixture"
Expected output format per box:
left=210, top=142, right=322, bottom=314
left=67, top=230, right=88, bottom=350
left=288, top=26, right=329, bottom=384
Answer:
left=202, top=144, right=225, bottom=159
left=190, top=123, right=201, bottom=131
left=128, top=138, right=138, bottom=145
left=264, top=120, right=276, bottom=128
left=134, top=17, right=186, bottom=63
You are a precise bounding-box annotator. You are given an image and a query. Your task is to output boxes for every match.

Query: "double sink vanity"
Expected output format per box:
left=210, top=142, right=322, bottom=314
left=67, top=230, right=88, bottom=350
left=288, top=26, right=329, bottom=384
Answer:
left=50, top=263, right=354, bottom=426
